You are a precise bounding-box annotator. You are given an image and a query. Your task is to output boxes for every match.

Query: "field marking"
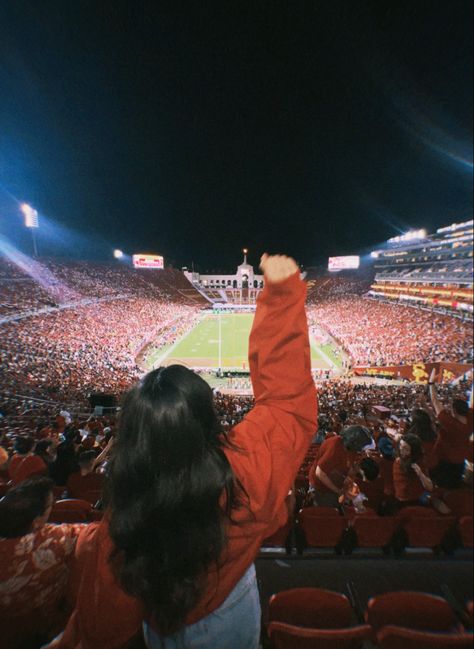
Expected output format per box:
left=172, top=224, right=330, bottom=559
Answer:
left=309, top=335, right=337, bottom=369
left=145, top=313, right=336, bottom=371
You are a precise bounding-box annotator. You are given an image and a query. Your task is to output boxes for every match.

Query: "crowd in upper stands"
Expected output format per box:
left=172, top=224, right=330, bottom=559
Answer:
left=307, top=297, right=473, bottom=366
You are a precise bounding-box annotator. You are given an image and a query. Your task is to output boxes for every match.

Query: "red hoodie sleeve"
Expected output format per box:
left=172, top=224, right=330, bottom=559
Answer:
left=226, top=271, right=317, bottom=532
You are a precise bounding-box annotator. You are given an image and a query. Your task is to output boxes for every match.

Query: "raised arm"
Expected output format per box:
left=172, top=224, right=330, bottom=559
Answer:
left=249, top=253, right=316, bottom=420
left=227, top=254, right=317, bottom=526
left=428, top=368, right=443, bottom=417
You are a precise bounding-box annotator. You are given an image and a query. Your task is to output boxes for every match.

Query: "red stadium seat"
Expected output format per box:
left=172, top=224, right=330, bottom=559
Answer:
left=262, top=519, right=293, bottom=552
left=443, top=490, right=473, bottom=518
left=269, top=588, right=353, bottom=629
left=377, top=626, right=473, bottom=649
left=349, top=512, right=397, bottom=551
left=268, top=621, right=371, bottom=648
left=297, top=507, right=347, bottom=552
left=365, top=591, right=459, bottom=637
left=459, top=517, right=473, bottom=548
left=80, top=488, right=103, bottom=506
left=49, top=498, right=92, bottom=523
left=396, top=506, right=456, bottom=550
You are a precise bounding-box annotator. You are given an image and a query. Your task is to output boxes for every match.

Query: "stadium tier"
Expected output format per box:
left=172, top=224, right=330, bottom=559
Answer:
left=370, top=219, right=473, bottom=316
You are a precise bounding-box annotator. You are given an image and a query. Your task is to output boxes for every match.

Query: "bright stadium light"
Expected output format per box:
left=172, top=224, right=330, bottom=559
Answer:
left=20, top=203, right=39, bottom=257
left=113, top=249, right=124, bottom=259
left=20, top=203, right=39, bottom=228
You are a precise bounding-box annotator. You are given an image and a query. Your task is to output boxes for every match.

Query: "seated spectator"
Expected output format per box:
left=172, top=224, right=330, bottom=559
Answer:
left=353, top=456, right=385, bottom=512
left=376, top=437, right=396, bottom=498
left=49, top=428, right=80, bottom=487
left=66, top=451, right=104, bottom=503
left=8, top=436, right=48, bottom=486
left=0, top=477, right=85, bottom=649
left=392, top=434, right=433, bottom=507
left=308, top=425, right=373, bottom=507
left=35, top=438, right=58, bottom=471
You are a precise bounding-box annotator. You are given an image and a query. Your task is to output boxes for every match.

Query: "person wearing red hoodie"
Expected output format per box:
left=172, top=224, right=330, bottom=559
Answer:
left=50, top=253, right=317, bottom=649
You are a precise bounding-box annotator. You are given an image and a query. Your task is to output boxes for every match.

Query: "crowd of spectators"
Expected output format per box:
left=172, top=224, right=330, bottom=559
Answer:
left=0, top=376, right=472, bottom=648
left=307, top=297, right=473, bottom=366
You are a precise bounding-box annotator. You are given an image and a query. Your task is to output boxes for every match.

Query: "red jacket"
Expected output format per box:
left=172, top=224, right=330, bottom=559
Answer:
left=57, top=271, right=317, bottom=649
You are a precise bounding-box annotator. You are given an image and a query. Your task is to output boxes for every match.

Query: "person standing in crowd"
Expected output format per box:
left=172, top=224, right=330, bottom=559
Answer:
left=308, top=425, right=373, bottom=508
left=0, top=477, right=85, bottom=649
left=429, top=368, right=472, bottom=488
left=8, top=436, right=48, bottom=486
left=49, top=253, right=317, bottom=649
left=66, top=450, right=104, bottom=503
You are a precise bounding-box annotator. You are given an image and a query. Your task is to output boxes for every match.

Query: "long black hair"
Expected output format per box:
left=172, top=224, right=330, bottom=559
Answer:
left=398, top=433, right=424, bottom=474
left=106, top=365, right=241, bottom=635
left=407, top=409, right=437, bottom=442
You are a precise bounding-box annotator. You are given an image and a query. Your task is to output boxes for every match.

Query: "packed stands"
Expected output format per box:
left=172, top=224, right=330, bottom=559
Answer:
left=307, top=298, right=473, bottom=366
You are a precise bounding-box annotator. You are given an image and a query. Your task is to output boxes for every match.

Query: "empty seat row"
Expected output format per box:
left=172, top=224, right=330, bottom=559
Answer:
left=266, top=588, right=474, bottom=648
left=262, top=506, right=473, bottom=555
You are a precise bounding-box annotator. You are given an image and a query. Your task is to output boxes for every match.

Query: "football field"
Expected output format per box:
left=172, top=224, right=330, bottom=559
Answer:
left=145, top=313, right=339, bottom=371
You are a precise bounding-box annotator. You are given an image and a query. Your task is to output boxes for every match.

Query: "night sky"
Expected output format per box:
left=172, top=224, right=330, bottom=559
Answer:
left=0, top=1, right=472, bottom=272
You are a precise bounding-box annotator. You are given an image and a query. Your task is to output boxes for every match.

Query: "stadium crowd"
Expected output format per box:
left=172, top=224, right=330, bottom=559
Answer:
left=307, top=297, right=473, bottom=366
left=0, top=257, right=473, bottom=648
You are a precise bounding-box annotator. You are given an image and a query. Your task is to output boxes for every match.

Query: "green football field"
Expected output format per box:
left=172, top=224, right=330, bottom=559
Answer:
left=145, top=313, right=339, bottom=371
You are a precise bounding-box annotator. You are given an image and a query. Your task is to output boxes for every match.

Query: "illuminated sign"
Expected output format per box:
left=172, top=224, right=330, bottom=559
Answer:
left=328, top=256, right=360, bottom=272
left=132, top=254, right=164, bottom=269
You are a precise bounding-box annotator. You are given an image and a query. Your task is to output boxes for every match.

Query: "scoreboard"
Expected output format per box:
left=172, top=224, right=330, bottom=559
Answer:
left=132, top=254, right=164, bottom=269
left=328, top=255, right=360, bottom=272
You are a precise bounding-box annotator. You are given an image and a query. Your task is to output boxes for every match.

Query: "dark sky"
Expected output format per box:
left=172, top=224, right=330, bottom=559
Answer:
left=0, top=1, right=472, bottom=272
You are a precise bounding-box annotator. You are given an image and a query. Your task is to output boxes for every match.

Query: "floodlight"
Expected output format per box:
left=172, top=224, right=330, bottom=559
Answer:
left=20, top=203, right=39, bottom=228
left=113, top=249, right=124, bottom=259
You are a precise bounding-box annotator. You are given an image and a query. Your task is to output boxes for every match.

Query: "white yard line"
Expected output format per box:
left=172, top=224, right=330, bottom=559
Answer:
left=309, top=334, right=337, bottom=369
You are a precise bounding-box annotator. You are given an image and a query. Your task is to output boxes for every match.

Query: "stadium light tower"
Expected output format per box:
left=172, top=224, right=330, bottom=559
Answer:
left=20, top=203, right=39, bottom=257
left=113, top=249, right=124, bottom=259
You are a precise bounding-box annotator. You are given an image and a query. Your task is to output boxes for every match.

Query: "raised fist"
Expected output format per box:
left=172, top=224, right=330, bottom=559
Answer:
left=259, top=253, right=299, bottom=284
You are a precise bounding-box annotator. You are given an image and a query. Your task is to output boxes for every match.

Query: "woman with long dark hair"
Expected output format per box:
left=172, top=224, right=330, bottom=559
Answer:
left=393, top=433, right=433, bottom=507
left=54, top=254, right=317, bottom=649
left=406, top=408, right=438, bottom=470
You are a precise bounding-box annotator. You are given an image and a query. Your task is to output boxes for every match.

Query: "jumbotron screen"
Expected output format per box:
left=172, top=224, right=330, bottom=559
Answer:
left=328, top=255, right=360, bottom=272
left=132, top=254, right=164, bottom=269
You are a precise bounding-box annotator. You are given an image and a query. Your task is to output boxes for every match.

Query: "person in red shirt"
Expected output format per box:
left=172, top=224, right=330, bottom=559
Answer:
left=308, top=425, right=373, bottom=507
left=50, top=253, right=317, bottom=649
left=393, top=434, right=433, bottom=506
left=0, top=477, right=84, bottom=649
left=429, top=369, right=473, bottom=488
left=8, top=436, right=48, bottom=486
left=66, top=451, right=104, bottom=504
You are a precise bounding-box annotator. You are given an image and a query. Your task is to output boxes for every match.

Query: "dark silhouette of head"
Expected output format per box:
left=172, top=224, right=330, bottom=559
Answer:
left=0, top=476, right=54, bottom=538
left=453, top=399, right=469, bottom=417
left=13, top=436, right=35, bottom=455
left=340, top=425, right=373, bottom=452
left=107, top=365, right=241, bottom=635
left=407, top=409, right=436, bottom=442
